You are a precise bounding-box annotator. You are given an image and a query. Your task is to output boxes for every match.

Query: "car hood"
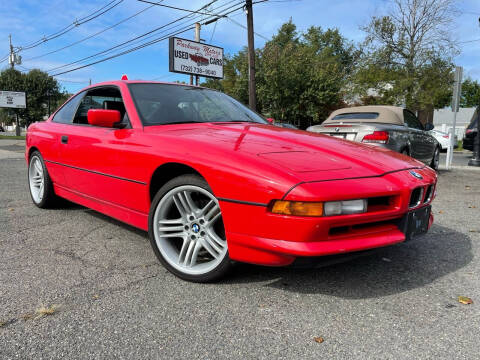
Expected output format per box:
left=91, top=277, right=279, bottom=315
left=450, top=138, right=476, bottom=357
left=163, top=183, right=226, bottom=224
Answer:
left=144, top=122, right=425, bottom=182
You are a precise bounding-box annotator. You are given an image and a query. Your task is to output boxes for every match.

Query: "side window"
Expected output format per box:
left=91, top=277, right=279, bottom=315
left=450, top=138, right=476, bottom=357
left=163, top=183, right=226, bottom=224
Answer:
left=403, top=110, right=423, bottom=130
left=73, top=86, right=127, bottom=126
left=52, top=92, right=85, bottom=124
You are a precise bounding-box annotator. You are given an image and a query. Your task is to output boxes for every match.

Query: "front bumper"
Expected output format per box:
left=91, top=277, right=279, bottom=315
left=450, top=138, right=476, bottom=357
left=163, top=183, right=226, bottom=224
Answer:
left=220, top=167, right=436, bottom=266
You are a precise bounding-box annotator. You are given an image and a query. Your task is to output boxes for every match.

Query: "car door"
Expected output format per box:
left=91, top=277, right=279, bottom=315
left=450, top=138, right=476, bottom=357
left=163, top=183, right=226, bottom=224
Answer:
left=58, top=86, right=148, bottom=213
left=403, top=110, right=431, bottom=162
left=41, top=92, right=86, bottom=187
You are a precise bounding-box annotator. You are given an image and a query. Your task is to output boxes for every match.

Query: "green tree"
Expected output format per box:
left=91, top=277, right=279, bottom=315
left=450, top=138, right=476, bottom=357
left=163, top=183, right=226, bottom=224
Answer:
left=355, top=0, right=456, bottom=115
left=202, top=21, right=356, bottom=127
left=259, top=21, right=356, bottom=126
left=461, top=78, right=480, bottom=107
left=0, top=68, right=65, bottom=129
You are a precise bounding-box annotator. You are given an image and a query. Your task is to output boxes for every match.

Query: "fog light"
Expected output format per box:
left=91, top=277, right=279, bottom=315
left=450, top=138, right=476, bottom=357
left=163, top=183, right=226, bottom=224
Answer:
left=324, top=199, right=367, bottom=216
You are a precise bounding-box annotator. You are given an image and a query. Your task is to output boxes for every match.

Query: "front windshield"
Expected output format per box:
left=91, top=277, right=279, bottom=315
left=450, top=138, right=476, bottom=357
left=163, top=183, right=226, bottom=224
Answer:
left=128, top=83, right=268, bottom=126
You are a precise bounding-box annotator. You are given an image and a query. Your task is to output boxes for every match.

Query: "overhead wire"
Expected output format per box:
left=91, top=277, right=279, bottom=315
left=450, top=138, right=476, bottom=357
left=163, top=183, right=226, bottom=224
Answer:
left=23, top=3, right=157, bottom=62
left=17, top=0, right=124, bottom=51
left=50, top=1, right=246, bottom=76
left=46, top=0, right=240, bottom=74
left=45, top=0, right=226, bottom=73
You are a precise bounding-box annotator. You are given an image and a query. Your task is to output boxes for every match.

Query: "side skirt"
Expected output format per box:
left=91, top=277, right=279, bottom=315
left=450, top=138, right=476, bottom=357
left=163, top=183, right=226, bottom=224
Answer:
left=54, top=184, right=149, bottom=231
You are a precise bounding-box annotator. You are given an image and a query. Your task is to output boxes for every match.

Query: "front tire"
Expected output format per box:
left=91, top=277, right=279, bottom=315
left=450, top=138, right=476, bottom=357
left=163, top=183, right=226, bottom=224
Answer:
left=148, top=174, right=232, bottom=282
left=28, top=151, right=56, bottom=208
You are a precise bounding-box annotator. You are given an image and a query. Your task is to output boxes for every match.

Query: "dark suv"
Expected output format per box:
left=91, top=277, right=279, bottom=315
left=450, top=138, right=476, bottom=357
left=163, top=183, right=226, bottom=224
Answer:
left=463, top=116, right=478, bottom=151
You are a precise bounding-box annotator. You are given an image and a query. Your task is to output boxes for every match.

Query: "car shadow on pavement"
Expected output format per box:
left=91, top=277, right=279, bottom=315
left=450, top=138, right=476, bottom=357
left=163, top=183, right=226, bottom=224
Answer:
left=224, top=224, right=473, bottom=299
left=54, top=202, right=473, bottom=298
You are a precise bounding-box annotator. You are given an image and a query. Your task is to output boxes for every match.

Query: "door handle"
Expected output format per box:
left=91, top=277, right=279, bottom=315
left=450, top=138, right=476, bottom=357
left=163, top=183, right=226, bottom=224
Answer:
left=61, top=135, right=68, bottom=144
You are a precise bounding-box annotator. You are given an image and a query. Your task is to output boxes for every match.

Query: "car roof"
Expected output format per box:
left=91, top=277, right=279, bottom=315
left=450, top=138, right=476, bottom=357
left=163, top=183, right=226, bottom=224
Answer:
left=78, top=80, right=206, bottom=93
left=324, top=105, right=405, bottom=125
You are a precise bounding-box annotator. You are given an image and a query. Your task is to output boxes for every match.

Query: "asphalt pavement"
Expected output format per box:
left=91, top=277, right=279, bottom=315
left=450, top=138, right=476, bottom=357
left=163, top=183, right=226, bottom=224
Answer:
left=439, top=151, right=475, bottom=167
left=1, top=141, right=479, bottom=359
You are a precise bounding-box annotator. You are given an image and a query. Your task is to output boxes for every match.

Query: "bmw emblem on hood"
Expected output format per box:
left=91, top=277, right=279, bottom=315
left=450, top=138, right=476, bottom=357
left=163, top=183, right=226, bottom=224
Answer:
left=409, top=170, right=423, bottom=180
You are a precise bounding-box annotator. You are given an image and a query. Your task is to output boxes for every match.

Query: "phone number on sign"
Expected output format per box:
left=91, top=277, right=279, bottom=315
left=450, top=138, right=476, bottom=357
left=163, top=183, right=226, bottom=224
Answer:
left=180, top=65, right=217, bottom=76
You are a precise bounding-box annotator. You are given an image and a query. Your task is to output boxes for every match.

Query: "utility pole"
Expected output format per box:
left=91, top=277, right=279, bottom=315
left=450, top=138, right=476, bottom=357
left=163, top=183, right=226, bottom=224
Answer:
left=9, top=34, right=14, bottom=69
left=246, top=0, right=257, bottom=111
left=189, top=23, right=201, bottom=86
left=446, top=66, right=462, bottom=169
left=195, top=22, right=201, bottom=86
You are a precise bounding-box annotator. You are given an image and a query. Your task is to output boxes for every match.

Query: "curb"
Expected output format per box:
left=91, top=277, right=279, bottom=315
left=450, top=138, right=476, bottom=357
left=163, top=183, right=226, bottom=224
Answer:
left=439, top=165, right=480, bottom=171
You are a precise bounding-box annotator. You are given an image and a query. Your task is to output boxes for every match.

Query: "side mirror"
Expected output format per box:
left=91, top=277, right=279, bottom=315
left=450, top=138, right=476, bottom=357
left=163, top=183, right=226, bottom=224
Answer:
left=266, top=118, right=274, bottom=124
left=424, top=123, right=434, bottom=131
left=87, top=109, right=121, bottom=128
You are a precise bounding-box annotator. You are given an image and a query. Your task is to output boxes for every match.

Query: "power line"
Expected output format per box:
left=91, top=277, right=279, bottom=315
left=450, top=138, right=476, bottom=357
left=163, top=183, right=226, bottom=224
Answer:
left=46, top=0, right=240, bottom=74
left=55, top=78, right=90, bottom=84
left=224, top=16, right=269, bottom=40
left=137, top=0, right=216, bottom=16
left=50, top=2, right=246, bottom=76
left=459, top=38, right=480, bottom=44
left=209, top=19, right=219, bottom=42
left=51, top=27, right=195, bottom=76
left=17, top=0, right=124, bottom=51
left=23, top=3, right=157, bottom=62
left=51, top=4, right=246, bottom=76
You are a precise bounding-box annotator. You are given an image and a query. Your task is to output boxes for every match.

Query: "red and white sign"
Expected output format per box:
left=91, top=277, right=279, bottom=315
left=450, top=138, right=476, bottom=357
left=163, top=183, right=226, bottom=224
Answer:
left=169, top=37, right=224, bottom=79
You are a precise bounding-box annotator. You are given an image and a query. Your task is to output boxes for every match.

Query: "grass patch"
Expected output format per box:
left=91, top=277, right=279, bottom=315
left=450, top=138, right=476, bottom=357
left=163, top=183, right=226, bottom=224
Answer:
left=457, top=140, right=464, bottom=151
left=0, top=135, right=26, bottom=140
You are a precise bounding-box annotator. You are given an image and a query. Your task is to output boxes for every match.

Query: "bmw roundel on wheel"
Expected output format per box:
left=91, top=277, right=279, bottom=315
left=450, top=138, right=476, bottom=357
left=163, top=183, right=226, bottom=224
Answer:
left=26, top=80, right=437, bottom=282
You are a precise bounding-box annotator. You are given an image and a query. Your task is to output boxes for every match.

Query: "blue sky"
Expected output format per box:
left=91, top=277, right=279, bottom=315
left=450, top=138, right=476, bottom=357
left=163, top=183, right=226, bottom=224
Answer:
left=1, top=0, right=479, bottom=94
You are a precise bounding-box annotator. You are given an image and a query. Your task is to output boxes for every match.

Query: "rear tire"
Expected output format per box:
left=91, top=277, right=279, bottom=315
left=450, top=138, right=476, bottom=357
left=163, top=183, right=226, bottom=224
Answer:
left=148, top=174, right=232, bottom=282
left=28, top=151, right=57, bottom=208
left=430, top=146, right=440, bottom=171
left=401, top=148, right=410, bottom=156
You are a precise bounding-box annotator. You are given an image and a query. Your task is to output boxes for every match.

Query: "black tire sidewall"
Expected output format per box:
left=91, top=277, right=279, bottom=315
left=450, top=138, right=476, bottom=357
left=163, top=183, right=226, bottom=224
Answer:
left=430, top=147, right=440, bottom=170
left=148, top=174, right=232, bottom=282
left=28, top=151, right=55, bottom=208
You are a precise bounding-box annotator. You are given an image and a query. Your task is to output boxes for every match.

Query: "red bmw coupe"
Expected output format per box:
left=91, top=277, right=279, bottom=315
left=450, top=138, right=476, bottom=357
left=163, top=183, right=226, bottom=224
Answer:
left=26, top=80, right=437, bottom=282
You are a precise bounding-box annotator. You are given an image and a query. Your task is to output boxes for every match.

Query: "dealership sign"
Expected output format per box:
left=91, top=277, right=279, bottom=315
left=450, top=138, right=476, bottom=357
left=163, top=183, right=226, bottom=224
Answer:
left=0, top=91, right=26, bottom=109
left=169, top=37, right=224, bottom=79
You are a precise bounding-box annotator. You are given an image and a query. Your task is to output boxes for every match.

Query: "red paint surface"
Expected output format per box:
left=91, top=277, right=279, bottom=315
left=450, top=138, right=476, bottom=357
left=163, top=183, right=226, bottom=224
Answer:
left=26, top=81, right=437, bottom=266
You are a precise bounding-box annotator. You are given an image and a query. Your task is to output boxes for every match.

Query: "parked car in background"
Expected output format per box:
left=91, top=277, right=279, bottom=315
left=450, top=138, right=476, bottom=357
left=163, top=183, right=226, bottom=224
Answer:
left=307, top=106, right=440, bottom=170
left=463, top=116, right=478, bottom=151
left=275, top=122, right=298, bottom=129
left=0, top=125, right=5, bottom=132
left=26, top=81, right=437, bottom=282
left=429, top=129, right=458, bottom=151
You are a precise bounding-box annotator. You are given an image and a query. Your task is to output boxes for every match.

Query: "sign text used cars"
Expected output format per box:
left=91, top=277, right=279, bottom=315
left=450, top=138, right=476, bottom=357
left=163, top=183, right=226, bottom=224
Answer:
left=169, top=37, right=224, bottom=79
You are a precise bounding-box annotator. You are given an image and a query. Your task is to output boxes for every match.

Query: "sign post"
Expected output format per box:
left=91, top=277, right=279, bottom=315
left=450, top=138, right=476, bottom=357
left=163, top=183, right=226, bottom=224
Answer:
left=446, top=66, right=462, bottom=169
left=169, top=37, right=224, bottom=81
left=0, top=90, right=26, bottom=136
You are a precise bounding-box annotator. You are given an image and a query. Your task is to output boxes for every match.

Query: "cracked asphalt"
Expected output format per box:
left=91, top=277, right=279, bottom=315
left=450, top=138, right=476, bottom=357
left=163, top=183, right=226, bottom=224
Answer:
left=1, top=148, right=479, bottom=359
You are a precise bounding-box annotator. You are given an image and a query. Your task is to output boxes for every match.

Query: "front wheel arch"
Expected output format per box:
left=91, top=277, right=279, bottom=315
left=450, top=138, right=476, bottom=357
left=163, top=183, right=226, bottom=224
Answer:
left=27, top=146, right=40, bottom=163
left=149, top=162, right=206, bottom=203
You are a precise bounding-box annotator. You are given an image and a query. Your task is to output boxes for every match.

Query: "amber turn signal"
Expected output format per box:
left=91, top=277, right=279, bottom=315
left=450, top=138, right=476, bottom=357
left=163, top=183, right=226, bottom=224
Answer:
left=271, top=200, right=324, bottom=217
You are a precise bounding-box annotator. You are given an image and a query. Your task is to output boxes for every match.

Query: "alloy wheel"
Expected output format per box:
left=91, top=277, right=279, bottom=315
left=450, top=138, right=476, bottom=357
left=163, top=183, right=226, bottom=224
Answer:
left=152, top=185, right=228, bottom=276
left=28, top=155, right=45, bottom=204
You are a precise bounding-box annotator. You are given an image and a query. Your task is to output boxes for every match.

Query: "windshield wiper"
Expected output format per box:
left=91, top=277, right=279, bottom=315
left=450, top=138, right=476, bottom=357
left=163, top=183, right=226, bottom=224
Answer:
left=163, top=120, right=204, bottom=125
